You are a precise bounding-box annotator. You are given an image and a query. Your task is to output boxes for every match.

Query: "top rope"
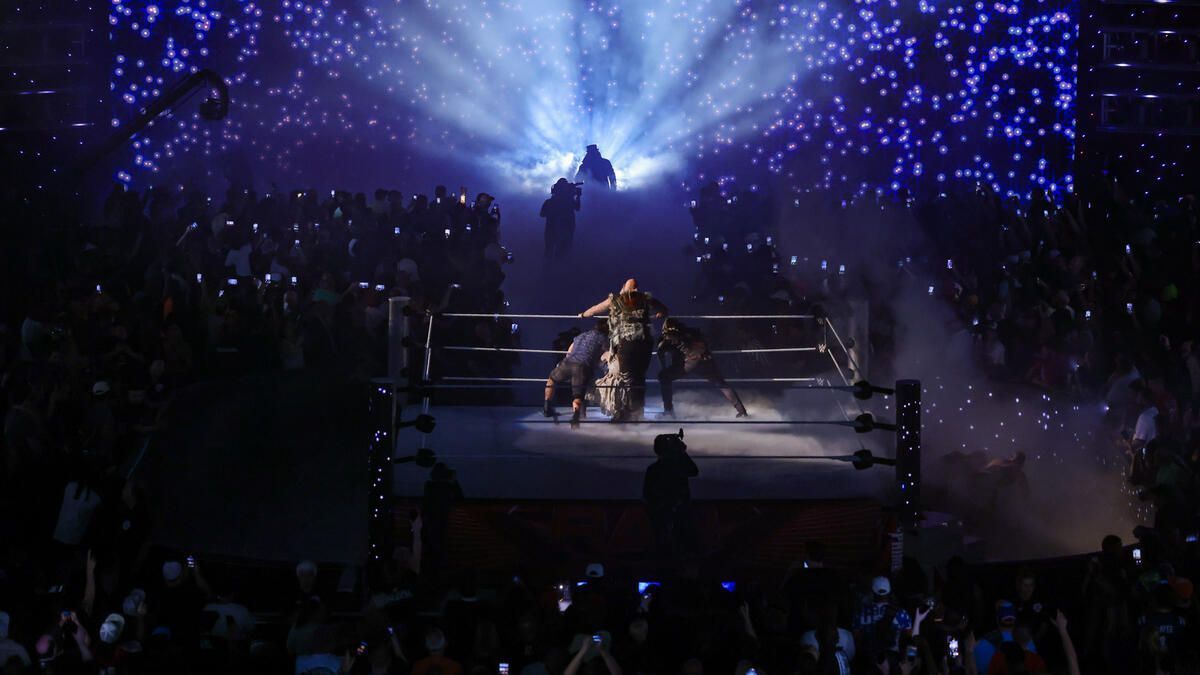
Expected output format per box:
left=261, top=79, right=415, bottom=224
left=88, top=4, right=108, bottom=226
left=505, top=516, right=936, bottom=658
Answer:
left=438, top=312, right=816, bottom=320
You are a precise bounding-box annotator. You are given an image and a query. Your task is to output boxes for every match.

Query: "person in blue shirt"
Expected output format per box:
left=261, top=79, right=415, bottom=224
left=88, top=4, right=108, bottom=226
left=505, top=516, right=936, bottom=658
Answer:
left=544, top=321, right=610, bottom=427
left=974, top=600, right=1038, bottom=674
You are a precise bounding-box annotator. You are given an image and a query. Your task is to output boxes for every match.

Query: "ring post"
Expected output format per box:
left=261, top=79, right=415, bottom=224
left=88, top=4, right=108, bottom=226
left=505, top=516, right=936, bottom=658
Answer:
left=367, top=382, right=394, bottom=567
left=895, top=379, right=921, bottom=530
left=387, top=297, right=412, bottom=388
left=419, top=312, right=435, bottom=448
left=387, top=296, right=412, bottom=451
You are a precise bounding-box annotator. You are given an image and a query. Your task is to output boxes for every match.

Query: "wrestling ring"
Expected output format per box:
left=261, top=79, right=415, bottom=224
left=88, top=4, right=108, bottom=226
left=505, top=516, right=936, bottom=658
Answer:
left=366, top=300, right=921, bottom=540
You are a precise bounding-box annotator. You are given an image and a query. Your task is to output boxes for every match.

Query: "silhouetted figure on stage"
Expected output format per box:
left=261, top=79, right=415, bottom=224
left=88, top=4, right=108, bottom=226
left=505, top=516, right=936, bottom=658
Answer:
left=657, top=318, right=748, bottom=417
left=540, top=178, right=581, bottom=259
left=575, top=144, right=617, bottom=190
left=643, top=431, right=698, bottom=556
left=579, top=278, right=669, bottom=422
left=420, top=462, right=463, bottom=577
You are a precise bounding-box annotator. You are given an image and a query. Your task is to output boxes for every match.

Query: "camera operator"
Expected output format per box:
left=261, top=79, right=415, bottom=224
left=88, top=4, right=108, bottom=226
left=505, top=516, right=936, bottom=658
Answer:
left=540, top=178, right=582, bottom=259
left=643, top=430, right=698, bottom=556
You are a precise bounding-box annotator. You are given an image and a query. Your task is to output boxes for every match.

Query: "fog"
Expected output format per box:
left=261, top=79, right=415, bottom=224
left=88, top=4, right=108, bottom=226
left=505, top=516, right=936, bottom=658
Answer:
left=444, top=183, right=1139, bottom=560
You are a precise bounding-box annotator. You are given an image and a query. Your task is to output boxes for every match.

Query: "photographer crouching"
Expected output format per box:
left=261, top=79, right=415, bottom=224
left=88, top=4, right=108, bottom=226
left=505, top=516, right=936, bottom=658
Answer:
left=540, top=177, right=582, bottom=259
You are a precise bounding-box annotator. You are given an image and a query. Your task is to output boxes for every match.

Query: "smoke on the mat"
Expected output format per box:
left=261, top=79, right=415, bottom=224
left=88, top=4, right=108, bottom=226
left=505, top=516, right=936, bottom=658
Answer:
left=484, top=185, right=1134, bottom=558
left=768, top=197, right=1137, bottom=560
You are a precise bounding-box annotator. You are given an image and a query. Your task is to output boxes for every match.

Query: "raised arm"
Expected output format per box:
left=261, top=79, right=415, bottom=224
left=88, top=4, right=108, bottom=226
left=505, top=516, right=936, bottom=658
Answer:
left=1055, top=611, right=1081, bottom=675
left=597, top=638, right=623, bottom=675
left=564, top=640, right=592, bottom=675
left=83, top=550, right=97, bottom=616
left=580, top=296, right=612, bottom=318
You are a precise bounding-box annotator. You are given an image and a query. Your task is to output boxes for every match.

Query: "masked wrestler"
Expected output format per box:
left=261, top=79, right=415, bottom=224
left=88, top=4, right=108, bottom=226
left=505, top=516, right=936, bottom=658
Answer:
left=657, top=318, right=748, bottom=417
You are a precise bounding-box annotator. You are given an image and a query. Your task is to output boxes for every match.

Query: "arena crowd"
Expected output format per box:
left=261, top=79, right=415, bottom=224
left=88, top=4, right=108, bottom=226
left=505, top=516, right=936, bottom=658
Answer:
left=0, top=173, right=1198, bottom=675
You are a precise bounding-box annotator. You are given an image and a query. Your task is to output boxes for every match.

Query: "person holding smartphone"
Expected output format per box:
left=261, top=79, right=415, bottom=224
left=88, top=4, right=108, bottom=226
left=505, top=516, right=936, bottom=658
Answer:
left=563, top=632, right=619, bottom=675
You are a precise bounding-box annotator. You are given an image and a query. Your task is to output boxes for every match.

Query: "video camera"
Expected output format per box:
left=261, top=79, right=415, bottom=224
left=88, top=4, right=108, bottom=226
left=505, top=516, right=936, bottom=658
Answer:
left=553, top=180, right=584, bottom=197
left=653, top=428, right=686, bottom=457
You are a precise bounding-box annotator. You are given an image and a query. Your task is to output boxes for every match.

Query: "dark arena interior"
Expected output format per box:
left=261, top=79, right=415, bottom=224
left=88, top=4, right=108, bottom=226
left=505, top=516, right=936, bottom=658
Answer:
left=4, top=0, right=1200, bottom=672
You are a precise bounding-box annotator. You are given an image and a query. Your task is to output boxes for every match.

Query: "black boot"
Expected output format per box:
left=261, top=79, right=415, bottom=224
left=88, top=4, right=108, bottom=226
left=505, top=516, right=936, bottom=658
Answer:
left=542, top=401, right=555, bottom=418
left=570, top=408, right=582, bottom=429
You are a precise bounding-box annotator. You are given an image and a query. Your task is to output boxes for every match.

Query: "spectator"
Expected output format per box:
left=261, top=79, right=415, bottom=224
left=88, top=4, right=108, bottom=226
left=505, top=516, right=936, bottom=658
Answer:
left=287, top=596, right=340, bottom=675
left=0, top=611, right=32, bottom=669
left=203, top=580, right=257, bottom=642
left=296, top=560, right=319, bottom=602
left=420, top=463, right=464, bottom=576
left=852, top=576, right=912, bottom=669
left=411, top=627, right=463, bottom=675
left=974, top=601, right=1038, bottom=674
left=1012, top=568, right=1053, bottom=648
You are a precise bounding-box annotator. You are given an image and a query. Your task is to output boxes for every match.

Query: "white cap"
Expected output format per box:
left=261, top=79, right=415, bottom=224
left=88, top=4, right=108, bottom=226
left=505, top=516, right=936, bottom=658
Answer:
left=92, top=381, right=111, bottom=396
left=99, top=613, right=126, bottom=644
left=585, top=563, right=605, bottom=579
left=296, top=560, right=318, bottom=577
left=871, top=576, right=891, bottom=597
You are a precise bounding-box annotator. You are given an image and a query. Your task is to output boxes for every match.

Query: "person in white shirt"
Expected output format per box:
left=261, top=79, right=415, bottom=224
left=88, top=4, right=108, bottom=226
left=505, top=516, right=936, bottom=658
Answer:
left=1133, top=405, right=1158, bottom=451
left=204, top=590, right=256, bottom=641
left=1132, top=385, right=1159, bottom=452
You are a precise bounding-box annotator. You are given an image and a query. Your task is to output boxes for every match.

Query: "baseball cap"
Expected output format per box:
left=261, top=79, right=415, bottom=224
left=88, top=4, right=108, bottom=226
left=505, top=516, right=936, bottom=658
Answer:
left=585, top=563, right=605, bottom=579
left=162, top=560, right=183, bottom=583
left=296, top=560, right=318, bottom=577
left=997, top=600, right=1017, bottom=624
left=871, top=576, right=891, bottom=597
left=92, top=381, right=111, bottom=396
left=99, top=613, right=125, bottom=644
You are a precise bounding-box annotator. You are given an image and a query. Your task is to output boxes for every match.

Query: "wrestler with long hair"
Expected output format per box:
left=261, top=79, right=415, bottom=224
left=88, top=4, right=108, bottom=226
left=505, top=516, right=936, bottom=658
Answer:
left=578, top=279, right=668, bottom=421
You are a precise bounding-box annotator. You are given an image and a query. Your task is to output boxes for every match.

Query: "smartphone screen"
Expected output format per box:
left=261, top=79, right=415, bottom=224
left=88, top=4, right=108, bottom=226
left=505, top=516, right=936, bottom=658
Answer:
left=636, top=581, right=660, bottom=594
